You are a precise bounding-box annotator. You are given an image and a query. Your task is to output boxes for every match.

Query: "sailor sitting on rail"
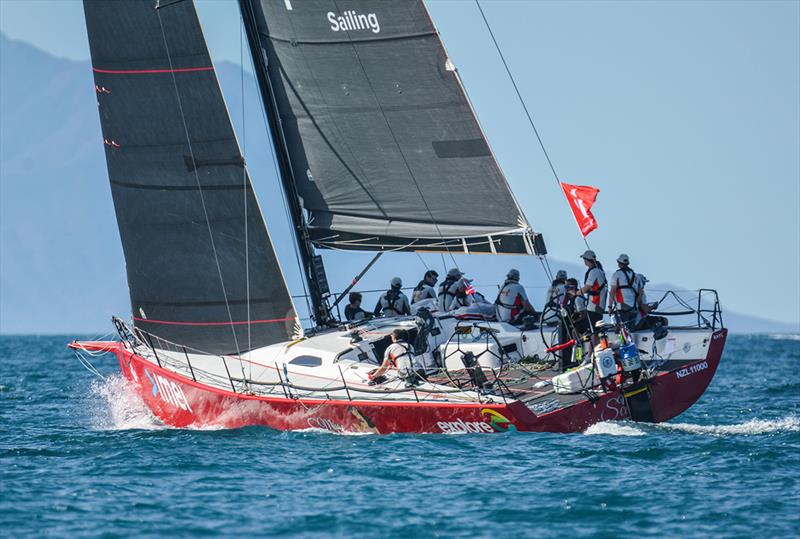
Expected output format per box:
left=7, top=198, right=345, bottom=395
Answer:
left=412, top=270, right=439, bottom=303
left=542, top=269, right=568, bottom=324
left=495, top=269, right=537, bottom=324
left=368, top=329, right=417, bottom=386
left=374, top=277, right=411, bottom=317
left=344, top=292, right=372, bottom=321
left=437, top=268, right=474, bottom=312
left=608, top=253, right=641, bottom=328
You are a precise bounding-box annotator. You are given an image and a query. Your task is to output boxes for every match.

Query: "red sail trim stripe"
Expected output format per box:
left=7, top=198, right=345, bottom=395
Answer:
left=92, top=66, right=214, bottom=75
left=133, top=316, right=293, bottom=326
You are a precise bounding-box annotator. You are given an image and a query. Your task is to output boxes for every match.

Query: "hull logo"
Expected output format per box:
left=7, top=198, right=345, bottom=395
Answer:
left=143, top=369, right=193, bottom=412
left=437, top=418, right=495, bottom=434
left=481, top=408, right=517, bottom=432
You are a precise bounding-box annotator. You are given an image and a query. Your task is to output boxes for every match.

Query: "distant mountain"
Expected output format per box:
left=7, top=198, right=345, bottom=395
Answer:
left=1, top=34, right=797, bottom=335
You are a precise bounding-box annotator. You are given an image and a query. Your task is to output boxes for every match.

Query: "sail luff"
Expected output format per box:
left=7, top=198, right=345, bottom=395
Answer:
left=239, top=0, right=331, bottom=325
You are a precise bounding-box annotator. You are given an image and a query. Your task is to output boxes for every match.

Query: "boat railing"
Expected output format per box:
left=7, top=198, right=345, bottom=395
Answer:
left=647, top=288, right=723, bottom=330
left=111, top=317, right=504, bottom=404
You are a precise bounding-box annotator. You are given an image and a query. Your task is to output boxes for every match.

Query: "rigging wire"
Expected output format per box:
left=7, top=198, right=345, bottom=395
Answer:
left=240, top=17, right=252, bottom=379
left=474, top=0, right=592, bottom=252
left=155, top=10, right=244, bottom=362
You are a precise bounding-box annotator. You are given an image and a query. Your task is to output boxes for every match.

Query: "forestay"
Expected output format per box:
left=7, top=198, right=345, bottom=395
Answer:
left=84, top=0, right=297, bottom=354
left=248, top=0, right=534, bottom=253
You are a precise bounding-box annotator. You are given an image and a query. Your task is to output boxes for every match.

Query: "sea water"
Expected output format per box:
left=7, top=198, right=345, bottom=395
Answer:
left=1, top=334, right=798, bottom=538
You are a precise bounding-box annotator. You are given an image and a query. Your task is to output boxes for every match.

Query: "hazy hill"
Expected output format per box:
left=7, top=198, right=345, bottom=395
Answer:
left=1, top=34, right=796, bottom=335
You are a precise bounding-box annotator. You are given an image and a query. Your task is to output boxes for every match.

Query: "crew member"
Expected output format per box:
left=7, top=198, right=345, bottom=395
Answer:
left=564, top=277, right=589, bottom=335
left=608, top=253, right=640, bottom=327
left=412, top=270, right=439, bottom=303
left=633, top=274, right=668, bottom=331
left=578, top=250, right=607, bottom=331
left=495, top=269, right=536, bottom=324
left=542, top=269, right=568, bottom=324
left=438, top=268, right=472, bottom=312
left=374, top=277, right=411, bottom=317
left=344, top=292, right=371, bottom=321
left=368, top=329, right=414, bottom=385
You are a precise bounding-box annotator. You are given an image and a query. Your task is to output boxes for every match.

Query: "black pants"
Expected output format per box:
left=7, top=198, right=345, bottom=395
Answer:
left=586, top=310, right=604, bottom=330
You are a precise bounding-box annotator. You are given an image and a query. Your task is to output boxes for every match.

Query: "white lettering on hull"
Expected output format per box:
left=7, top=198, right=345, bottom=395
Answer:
left=437, top=419, right=495, bottom=434
left=145, top=369, right=193, bottom=412
left=676, top=361, right=709, bottom=380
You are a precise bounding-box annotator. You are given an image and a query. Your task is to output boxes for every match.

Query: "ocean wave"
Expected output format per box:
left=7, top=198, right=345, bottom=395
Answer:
left=658, top=416, right=799, bottom=436
left=768, top=334, right=800, bottom=341
left=583, top=421, right=645, bottom=436
left=291, top=427, right=375, bottom=437
left=89, top=375, right=164, bottom=431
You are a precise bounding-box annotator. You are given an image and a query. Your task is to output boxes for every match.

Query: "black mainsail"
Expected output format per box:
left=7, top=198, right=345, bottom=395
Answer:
left=242, top=0, right=534, bottom=254
left=84, top=0, right=297, bottom=354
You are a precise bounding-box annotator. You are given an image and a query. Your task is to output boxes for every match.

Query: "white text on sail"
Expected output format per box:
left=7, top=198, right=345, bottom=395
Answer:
left=327, top=11, right=380, bottom=34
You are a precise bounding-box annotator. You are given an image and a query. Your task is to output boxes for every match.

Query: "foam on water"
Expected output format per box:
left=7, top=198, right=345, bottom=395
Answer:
left=89, top=374, right=164, bottom=431
left=657, top=416, right=799, bottom=437
left=583, top=421, right=646, bottom=436
left=768, top=333, right=800, bottom=341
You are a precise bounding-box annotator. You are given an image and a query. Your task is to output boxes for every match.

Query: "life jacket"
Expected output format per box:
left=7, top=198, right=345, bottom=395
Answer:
left=413, top=280, right=435, bottom=302
left=584, top=263, right=607, bottom=307
left=495, top=280, right=525, bottom=319
left=614, top=267, right=638, bottom=309
left=547, top=279, right=567, bottom=307
left=381, top=288, right=406, bottom=315
left=386, top=341, right=413, bottom=372
left=564, top=292, right=586, bottom=314
left=438, top=278, right=467, bottom=310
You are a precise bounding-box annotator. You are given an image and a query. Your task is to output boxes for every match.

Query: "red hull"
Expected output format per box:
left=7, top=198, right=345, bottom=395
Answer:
left=74, top=329, right=727, bottom=434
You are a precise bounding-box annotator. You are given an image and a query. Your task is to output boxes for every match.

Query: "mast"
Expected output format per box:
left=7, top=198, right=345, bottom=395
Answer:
left=238, top=0, right=330, bottom=326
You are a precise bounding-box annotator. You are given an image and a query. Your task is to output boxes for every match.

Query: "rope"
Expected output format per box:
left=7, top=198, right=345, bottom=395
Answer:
left=156, top=11, right=243, bottom=362
left=475, top=1, right=592, bottom=252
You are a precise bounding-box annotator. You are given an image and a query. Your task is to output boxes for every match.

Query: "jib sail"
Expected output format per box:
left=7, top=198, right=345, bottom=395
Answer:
left=245, top=0, right=534, bottom=254
left=84, top=0, right=297, bottom=354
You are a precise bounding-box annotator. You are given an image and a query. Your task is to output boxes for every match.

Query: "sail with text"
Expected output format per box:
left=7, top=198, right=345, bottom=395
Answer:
left=83, top=0, right=297, bottom=354
left=245, top=0, right=535, bottom=254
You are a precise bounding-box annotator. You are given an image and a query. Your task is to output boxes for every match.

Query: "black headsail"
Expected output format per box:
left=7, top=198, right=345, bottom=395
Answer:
left=84, top=0, right=297, bottom=354
left=240, top=0, right=535, bottom=255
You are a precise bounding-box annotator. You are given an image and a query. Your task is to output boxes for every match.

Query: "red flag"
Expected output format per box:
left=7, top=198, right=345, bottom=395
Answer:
left=560, top=182, right=600, bottom=237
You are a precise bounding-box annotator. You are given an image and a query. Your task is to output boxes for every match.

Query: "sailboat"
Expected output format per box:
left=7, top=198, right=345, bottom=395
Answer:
left=70, top=0, right=727, bottom=433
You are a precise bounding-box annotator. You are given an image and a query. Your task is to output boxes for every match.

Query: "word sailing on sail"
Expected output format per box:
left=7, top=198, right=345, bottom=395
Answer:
left=327, top=10, right=380, bottom=33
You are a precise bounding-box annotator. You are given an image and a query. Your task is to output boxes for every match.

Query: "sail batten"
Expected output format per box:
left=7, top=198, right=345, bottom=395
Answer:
left=84, top=0, right=297, bottom=354
left=249, top=0, right=534, bottom=255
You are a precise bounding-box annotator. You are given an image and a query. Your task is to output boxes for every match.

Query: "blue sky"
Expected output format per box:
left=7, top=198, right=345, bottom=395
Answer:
left=1, top=0, right=798, bottom=326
